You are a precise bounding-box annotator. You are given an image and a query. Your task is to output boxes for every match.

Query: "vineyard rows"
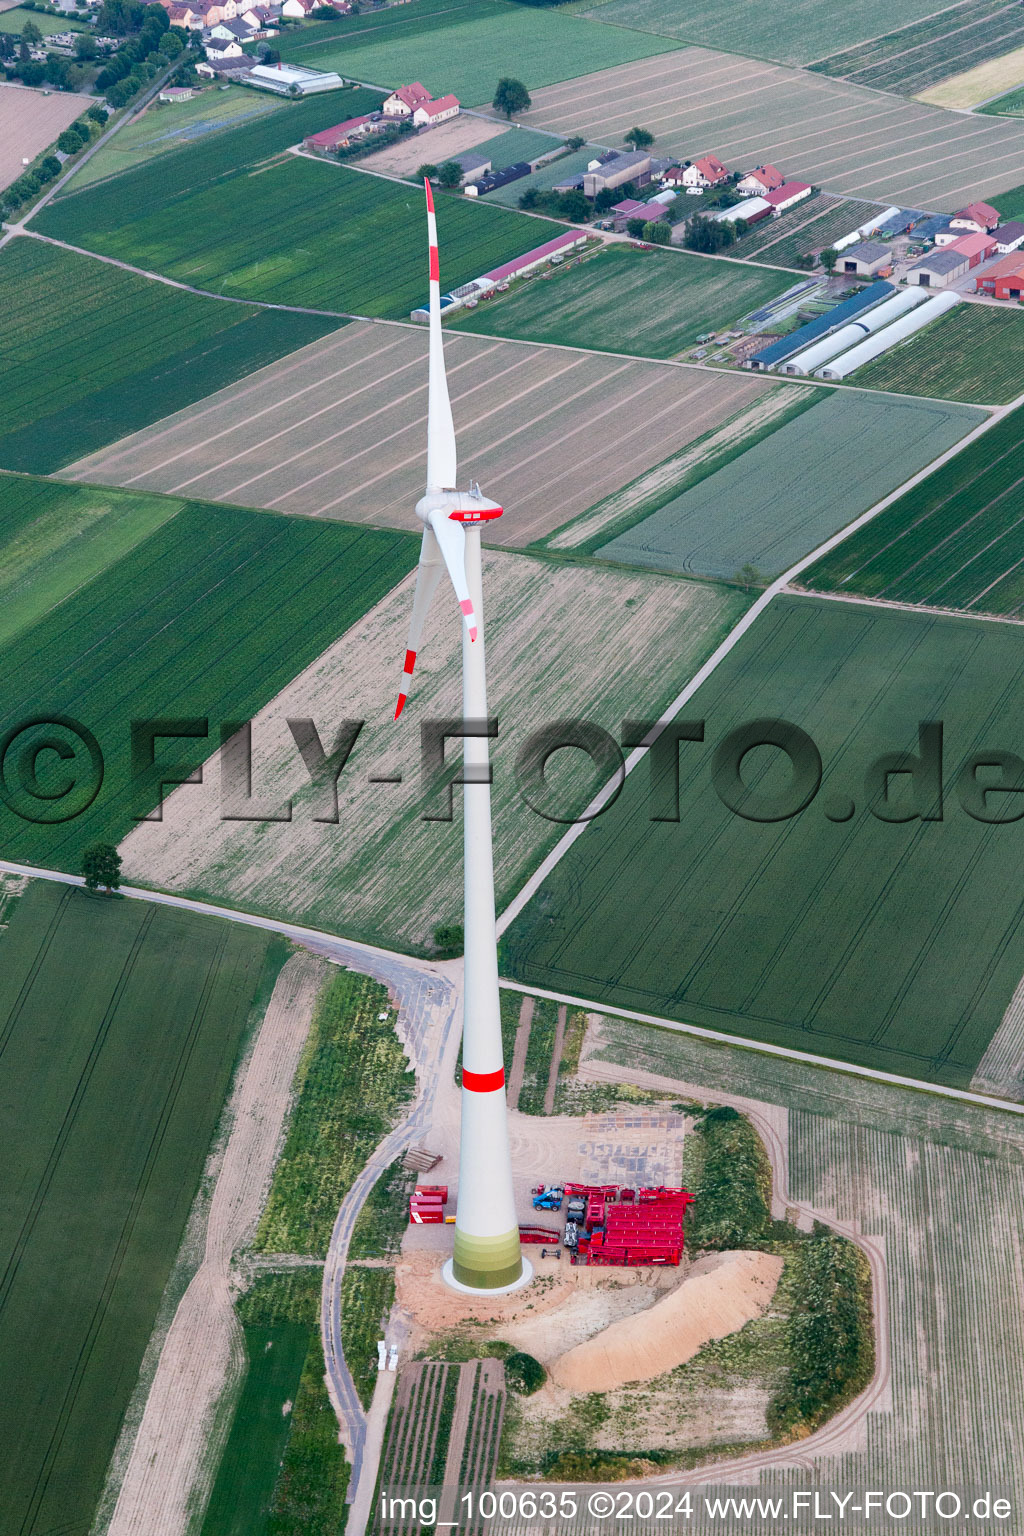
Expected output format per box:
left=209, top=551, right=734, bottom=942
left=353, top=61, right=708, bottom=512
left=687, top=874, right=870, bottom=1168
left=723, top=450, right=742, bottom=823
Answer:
left=736, top=196, right=872, bottom=266
left=809, top=0, right=1024, bottom=95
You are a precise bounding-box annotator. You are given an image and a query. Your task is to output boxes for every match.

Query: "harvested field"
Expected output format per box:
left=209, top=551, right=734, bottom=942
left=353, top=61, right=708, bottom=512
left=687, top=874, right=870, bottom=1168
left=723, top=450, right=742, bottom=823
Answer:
left=65, top=322, right=779, bottom=547
left=844, top=300, right=1024, bottom=405
left=598, top=392, right=983, bottom=580
left=582, top=0, right=953, bottom=68
left=276, top=0, right=682, bottom=108
left=520, top=50, right=1024, bottom=209
left=0, top=881, right=277, bottom=1536
left=450, top=245, right=797, bottom=358
left=735, top=195, right=879, bottom=266
left=0, top=83, right=85, bottom=193
left=918, top=40, right=1024, bottom=106
left=360, top=114, right=499, bottom=176
left=117, top=552, right=745, bottom=949
left=501, top=594, right=1024, bottom=1088
left=804, top=400, right=1024, bottom=614
left=811, top=0, right=1024, bottom=98
left=0, top=238, right=342, bottom=474
left=551, top=1252, right=784, bottom=1392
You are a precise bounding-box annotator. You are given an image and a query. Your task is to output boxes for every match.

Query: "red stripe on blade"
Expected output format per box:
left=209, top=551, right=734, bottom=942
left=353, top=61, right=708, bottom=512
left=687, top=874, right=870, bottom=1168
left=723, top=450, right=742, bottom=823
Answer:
left=403, top=649, right=416, bottom=677
left=462, top=1067, right=505, bottom=1093
left=429, top=247, right=439, bottom=282
left=394, top=693, right=407, bottom=721
left=424, top=178, right=434, bottom=213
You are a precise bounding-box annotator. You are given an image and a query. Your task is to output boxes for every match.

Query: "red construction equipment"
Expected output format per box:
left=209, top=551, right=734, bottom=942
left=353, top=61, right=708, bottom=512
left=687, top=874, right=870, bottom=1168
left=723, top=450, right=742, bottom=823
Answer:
left=409, top=1184, right=448, bottom=1225
left=518, top=1225, right=561, bottom=1244
left=573, top=1184, right=694, bottom=1267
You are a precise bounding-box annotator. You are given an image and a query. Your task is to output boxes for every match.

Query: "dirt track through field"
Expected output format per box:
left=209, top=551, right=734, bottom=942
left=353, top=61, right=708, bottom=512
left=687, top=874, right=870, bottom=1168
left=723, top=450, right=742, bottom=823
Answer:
left=0, top=83, right=84, bottom=194
left=104, top=953, right=326, bottom=1536
left=518, top=49, right=1024, bottom=208
left=63, top=322, right=777, bottom=546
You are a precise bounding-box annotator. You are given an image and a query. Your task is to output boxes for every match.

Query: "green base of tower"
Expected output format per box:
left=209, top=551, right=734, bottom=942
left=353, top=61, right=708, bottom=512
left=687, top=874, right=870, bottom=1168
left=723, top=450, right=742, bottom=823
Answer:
left=452, top=1226, right=524, bottom=1290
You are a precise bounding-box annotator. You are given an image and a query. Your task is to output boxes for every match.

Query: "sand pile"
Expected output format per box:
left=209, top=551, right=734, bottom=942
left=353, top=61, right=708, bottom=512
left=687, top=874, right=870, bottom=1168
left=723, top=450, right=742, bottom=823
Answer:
left=550, top=1251, right=784, bottom=1391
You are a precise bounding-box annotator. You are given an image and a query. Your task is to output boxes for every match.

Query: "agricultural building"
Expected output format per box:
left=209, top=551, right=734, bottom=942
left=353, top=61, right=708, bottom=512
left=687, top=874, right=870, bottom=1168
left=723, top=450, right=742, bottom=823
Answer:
left=873, top=208, right=927, bottom=237
left=247, top=62, right=344, bottom=93
left=975, top=250, right=1024, bottom=299
left=995, top=221, right=1024, bottom=254
left=474, top=161, right=530, bottom=195
left=453, top=151, right=492, bottom=185
left=409, top=230, right=588, bottom=318
left=680, top=153, right=728, bottom=188
left=838, top=239, right=890, bottom=276
left=763, top=179, right=812, bottom=214
left=746, top=279, right=894, bottom=369
left=946, top=231, right=998, bottom=268
left=382, top=82, right=433, bottom=117
left=659, top=165, right=684, bottom=185
left=736, top=163, right=784, bottom=195
left=609, top=196, right=647, bottom=228
left=711, top=195, right=771, bottom=225
left=413, top=94, right=460, bottom=126
left=833, top=207, right=901, bottom=251
left=907, top=248, right=970, bottom=287
left=582, top=151, right=651, bottom=196
left=158, top=85, right=195, bottom=101
left=303, top=115, right=381, bottom=151
left=814, top=291, right=961, bottom=378
left=912, top=214, right=953, bottom=244
left=950, top=201, right=1000, bottom=234
left=779, top=286, right=926, bottom=375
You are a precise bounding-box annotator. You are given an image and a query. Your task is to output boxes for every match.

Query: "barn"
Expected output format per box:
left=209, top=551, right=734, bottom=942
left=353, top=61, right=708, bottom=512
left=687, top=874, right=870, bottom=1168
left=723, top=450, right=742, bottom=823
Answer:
left=907, top=248, right=970, bottom=287
left=975, top=250, right=1024, bottom=299
left=838, top=240, right=890, bottom=277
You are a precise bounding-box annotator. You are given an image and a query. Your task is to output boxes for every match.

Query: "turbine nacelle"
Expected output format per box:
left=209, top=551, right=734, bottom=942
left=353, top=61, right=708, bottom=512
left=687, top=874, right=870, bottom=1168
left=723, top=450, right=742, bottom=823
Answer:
left=415, top=487, right=504, bottom=525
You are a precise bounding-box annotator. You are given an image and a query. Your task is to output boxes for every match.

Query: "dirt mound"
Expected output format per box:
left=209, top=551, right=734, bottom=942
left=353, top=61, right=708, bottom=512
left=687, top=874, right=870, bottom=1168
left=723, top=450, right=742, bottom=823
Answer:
left=550, top=1251, right=784, bottom=1392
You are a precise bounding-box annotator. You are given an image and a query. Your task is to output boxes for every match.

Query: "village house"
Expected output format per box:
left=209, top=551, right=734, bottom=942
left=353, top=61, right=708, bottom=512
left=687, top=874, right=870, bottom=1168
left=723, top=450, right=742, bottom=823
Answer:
left=736, top=164, right=784, bottom=195
left=382, top=82, right=433, bottom=116
left=303, top=114, right=385, bottom=150
left=679, top=154, right=728, bottom=189
left=413, top=93, right=459, bottom=126
left=949, top=201, right=1000, bottom=235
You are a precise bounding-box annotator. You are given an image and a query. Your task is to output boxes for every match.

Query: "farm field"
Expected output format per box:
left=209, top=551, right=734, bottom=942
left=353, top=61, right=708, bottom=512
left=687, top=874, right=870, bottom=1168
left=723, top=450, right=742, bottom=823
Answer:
left=501, top=594, right=1024, bottom=1087
left=0, top=82, right=82, bottom=192
left=450, top=245, right=797, bottom=358
left=0, top=880, right=276, bottom=1536
left=0, top=4, right=86, bottom=31
left=71, top=86, right=286, bottom=190
left=0, top=486, right=416, bottom=869
left=918, top=40, right=1024, bottom=108
left=598, top=392, right=983, bottom=581
left=581, top=0, right=954, bottom=68
left=34, top=156, right=557, bottom=318
left=65, top=322, right=780, bottom=545
left=117, top=553, right=747, bottom=950
left=587, top=1015, right=1024, bottom=1506
left=981, top=83, right=1024, bottom=116
left=734, top=194, right=878, bottom=266
left=359, top=113, right=499, bottom=177
left=0, top=239, right=342, bottom=473
left=473, top=127, right=567, bottom=169
left=276, top=0, right=682, bottom=107
left=811, top=0, right=1024, bottom=98
left=804, top=401, right=1024, bottom=614
left=848, top=301, right=1024, bottom=405
left=521, top=50, right=1024, bottom=209
left=482, top=146, right=596, bottom=207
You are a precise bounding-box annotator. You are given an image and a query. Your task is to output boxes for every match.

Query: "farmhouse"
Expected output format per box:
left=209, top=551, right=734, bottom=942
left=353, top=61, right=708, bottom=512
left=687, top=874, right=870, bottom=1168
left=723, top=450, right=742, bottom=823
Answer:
left=995, top=221, right=1024, bottom=253
left=736, top=163, right=784, bottom=195
left=303, top=115, right=382, bottom=151
left=949, top=201, right=1000, bottom=234
left=838, top=240, right=890, bottom=277
left=383, top=82, right=433, bottom=117
left=166, top=3, right=201, bottom=25
left=413, top=94, right=459, bottom=126
left=975, top=250, right=1024, bottom=299
left=906, top=248, right=970, bottom=287
left=763, top=180, right=812, bottom=215
left=247, top=61, right=344, bottom=93
left=582, top=151, right=651, bottom=197
left=209, top=18, right=256, bottom=40
left=679, top=154, right=728, bottom=189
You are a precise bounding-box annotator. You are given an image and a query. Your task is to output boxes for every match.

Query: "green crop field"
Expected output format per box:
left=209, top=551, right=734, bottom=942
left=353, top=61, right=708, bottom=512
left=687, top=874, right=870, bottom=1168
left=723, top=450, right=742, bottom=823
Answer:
left=35, top=156, right=557, bottom=318
left=472, top=127, right=567, bottom=169
left=501, top=595, right=1024, bottom=1087
left=809, top=0, right=1024, bottom=95
left=0, top=880, right=279, bottom=1536
left=981, top=85, right=1024, bottom=117
left=991, top=178, right=1024, bottom=220
left=581, top=0, right=955, bottom=68
left=0, top=4, right=87, bottom=31
left=450, top=245, right=796, bottom=358
left=277, top=0, right=682, bottom=107
left=481, top=146, right=596, bottom=208
left=805, top=403, right=1024, bottom=614
left=848, top=302, right=1024, bottom=405
left=0, top=239, right=342, bottom=473
left=0, top=478, right=416, bottom=869
left=598, top=392, right=983, bottom=580
left=72, top=87, right=286, bottom=190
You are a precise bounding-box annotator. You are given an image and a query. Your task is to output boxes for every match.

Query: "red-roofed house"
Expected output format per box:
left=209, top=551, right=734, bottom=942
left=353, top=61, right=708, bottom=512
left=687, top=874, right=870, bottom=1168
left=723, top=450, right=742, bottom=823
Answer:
left=680, top=153, right=728, bottom=188
left=383, top=82, right=433, bottom=117
left=736, top=164, right=784, bottom=195
left=412, top=93, right=459, bottom=126
left=763, top=180, right=812, bottom=214
left=950, top=201, right=1000, bottom=234
left=304, top=115, right=379, bottom=151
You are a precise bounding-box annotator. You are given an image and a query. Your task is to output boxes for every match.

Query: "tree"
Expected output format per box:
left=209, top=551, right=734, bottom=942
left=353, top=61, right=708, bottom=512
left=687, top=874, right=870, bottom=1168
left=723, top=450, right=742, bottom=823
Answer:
left=0, top=30, right=14, bottom=59
left=737, top=562, right=762, bottom=591
left=642, top=218, right=669, bottom=244
left=505, top=1351, right=545, bottom=1395
left=39, top=153, right=61, bottom=179
left=626, top=216, right=646, bottom=238
left=593, top=187, right=617, bottom=214
left=417, top=161, right=438, bottom=182
left=105, top=75, right=136, bottom=106
left=82, top=844, right=122, bottom=892
left=517, top=185, right=539, bottom=209
left=565, top=133, right=585, bottom=150
left=557, top=188, right=589, bottom=221
left=437, top=158, right=463, bottom=190
left=492, top=76, right=530, bottom=119
left=684, top=212, right=732, bottom=254
left=432, top=923, right=463, bottom=957
left=624, top=125, right=654, bottom=150
left=75, top=32, right=97, bottom=58
left=819, top=246, right=839, bottom=274
left=87, top=102, right=110, bottom=123
left=21, top=19, right=42, bottom=45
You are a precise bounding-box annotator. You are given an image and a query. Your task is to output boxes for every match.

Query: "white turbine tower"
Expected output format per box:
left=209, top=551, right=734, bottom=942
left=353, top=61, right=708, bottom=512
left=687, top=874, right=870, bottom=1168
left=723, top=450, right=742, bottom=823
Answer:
left=394, top=180, right=530, bottom=1295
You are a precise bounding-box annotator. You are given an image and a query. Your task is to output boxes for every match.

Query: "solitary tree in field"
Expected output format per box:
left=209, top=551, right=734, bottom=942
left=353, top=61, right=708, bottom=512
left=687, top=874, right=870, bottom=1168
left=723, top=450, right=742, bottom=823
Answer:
left=437, top=159, right=463, bottom=190
left=738, top=563, right=763, bottom=591
left=493, top=76, right=530, bottom=119
left=624, top=125, right=654, bottom=150
left=82, top=844, right=122, bottom=893
left=820, top=246, right=839, bottom=274
left=432, top=923, right=463, bottom=958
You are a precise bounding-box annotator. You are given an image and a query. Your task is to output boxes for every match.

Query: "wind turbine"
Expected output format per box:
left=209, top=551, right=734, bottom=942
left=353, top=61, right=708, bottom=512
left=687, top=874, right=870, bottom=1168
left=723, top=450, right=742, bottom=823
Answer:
left=394, top=180, right=530, bottom=1295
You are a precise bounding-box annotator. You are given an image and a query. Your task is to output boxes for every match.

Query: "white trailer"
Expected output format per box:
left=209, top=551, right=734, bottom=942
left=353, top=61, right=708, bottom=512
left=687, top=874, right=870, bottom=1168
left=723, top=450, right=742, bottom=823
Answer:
left=377, top=1340, right=387, bottom=1371
left=833, top=207, right=901, bottom=251
left=780, top=287, right=928, bottom=375
left=814, top=291, right=960, bottom=379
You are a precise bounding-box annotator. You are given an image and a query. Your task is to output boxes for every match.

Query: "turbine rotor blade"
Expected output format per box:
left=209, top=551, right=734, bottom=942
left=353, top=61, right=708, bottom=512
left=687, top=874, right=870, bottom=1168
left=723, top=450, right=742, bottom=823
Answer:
left=424, top=178, right=458, bottom=493
left=428, top=508, right=476, bottom=642
left=395, top=526, right=443, bottom=720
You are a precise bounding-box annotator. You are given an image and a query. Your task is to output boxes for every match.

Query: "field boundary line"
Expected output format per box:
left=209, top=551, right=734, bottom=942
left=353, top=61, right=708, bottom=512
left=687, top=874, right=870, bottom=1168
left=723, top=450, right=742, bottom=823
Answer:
left=786, top=583, right=1024, bottom=625
left=498, top=978, right=1024, bottom=1117
left=494, top=391, right=1018, bottom=935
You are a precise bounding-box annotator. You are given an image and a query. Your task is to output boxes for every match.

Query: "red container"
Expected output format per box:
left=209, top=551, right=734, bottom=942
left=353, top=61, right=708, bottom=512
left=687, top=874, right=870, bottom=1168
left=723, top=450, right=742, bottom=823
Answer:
left=415, top=1185, right=448, bottom=1202
left=409, top=1203, right=443, bottom=1224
